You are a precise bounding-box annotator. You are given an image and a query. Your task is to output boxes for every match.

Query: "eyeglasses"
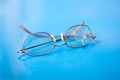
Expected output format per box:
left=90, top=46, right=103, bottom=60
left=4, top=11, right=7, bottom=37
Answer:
left=17, top=22, right=96, bottom=56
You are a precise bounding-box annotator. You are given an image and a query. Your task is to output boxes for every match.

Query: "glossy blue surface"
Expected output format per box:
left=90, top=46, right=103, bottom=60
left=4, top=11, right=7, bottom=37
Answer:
left=0, top=0, right=120, bottom=80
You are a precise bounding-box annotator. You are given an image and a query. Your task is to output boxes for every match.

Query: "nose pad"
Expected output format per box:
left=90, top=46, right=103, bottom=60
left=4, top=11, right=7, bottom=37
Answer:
left=60, top=33, right=64, bottom=40
left=91, top=36, right=96, bottom=39
left=52, top=33, right=65, bottom=47
left=51, top=34, right=56, bottom=42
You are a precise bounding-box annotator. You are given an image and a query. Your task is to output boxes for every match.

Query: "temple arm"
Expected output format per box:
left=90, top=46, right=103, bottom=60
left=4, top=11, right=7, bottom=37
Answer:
left=19, top=25, right=32, bottom=34
left=17, top=37, right=63, bottom=53
left=71, top=22, right=84, bottom=36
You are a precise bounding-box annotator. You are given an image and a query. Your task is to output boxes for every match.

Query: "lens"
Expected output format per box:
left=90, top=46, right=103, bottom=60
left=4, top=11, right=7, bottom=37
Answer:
left=22, top=32, right=54, bottom=56
left=65, top=25, right=92, bottom=47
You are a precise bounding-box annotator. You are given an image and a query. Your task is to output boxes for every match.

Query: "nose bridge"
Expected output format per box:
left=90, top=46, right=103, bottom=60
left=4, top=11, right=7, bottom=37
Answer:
left=51, top=33, right=65, bottom=47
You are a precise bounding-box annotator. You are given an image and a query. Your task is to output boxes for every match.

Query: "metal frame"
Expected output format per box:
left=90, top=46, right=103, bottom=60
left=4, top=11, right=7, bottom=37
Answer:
left=17, top=22, right=96, bottom=56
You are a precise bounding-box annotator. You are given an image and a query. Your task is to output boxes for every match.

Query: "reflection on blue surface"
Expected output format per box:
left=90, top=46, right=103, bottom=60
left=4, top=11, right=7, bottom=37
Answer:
left=0, top=0, right=120, bottom=80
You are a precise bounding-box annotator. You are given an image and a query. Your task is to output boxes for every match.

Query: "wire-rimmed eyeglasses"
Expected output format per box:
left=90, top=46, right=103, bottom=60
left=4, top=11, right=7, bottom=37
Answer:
left=17, top=22, right=96, bottom=56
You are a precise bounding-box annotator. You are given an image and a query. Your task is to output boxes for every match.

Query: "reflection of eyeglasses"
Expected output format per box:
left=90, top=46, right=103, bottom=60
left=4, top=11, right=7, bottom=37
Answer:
left=17, top=22, right=96, bottom=56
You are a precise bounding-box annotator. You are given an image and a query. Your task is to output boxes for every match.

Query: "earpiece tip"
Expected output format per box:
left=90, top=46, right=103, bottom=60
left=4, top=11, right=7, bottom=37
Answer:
left=17, top=50, right=25, bottom=53
left=92, top=36, right=96, bottom=39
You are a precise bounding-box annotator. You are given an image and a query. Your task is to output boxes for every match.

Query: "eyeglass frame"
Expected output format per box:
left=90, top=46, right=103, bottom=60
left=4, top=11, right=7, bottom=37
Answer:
left=17, top=22, right=96, bottom=56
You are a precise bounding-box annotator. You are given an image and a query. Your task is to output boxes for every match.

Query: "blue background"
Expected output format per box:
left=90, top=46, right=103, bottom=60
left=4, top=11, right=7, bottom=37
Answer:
left=0, top=0, right=120, bottom=80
